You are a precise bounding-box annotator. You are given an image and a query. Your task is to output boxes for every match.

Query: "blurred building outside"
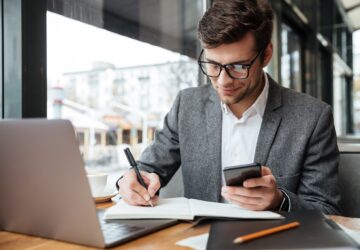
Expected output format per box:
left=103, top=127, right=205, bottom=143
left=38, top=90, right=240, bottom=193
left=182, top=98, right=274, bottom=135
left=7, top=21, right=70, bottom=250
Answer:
left=48, top=59, right=198, bottom=171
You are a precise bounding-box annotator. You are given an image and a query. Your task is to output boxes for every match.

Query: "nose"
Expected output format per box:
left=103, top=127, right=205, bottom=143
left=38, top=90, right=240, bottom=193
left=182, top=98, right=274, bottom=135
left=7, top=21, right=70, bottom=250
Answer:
left=217, top=68, right=233, bottom=87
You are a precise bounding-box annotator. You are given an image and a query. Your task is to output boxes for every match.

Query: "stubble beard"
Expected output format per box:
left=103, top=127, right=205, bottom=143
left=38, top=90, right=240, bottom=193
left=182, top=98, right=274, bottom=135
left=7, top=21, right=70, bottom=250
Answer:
left=217, top=82, right=249, bottom=105
left=217, top=76, right=263, bottom=106
left=220, top=91, right=247, bottom=105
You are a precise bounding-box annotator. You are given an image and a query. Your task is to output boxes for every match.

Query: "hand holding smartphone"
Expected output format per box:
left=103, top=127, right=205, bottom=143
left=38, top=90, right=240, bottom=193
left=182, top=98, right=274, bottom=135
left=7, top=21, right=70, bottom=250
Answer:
left=223, top=163, right=262, bottom=186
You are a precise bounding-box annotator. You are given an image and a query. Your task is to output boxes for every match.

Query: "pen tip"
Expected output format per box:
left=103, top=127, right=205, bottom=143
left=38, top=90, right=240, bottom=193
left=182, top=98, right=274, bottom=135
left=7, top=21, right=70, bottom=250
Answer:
left=149, top=200, right=154, bottom=207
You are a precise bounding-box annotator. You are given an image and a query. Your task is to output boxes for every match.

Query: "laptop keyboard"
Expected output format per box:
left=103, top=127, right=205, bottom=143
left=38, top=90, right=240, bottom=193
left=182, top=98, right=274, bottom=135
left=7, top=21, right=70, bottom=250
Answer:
left=99, top=219, right=145, bottom=244
left=96, top=210, right=177, bottom=246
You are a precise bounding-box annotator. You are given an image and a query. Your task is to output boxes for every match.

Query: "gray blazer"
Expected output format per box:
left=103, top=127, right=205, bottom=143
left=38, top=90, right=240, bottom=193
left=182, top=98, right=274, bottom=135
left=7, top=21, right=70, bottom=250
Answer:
left=139, top=76, right=340, bottom=214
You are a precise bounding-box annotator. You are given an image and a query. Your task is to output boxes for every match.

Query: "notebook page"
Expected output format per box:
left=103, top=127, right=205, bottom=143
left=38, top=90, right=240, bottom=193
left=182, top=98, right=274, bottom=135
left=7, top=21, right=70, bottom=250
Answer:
left=104, top=197, right=193, bottom=220
left=189, top=199, right=283, bottom=219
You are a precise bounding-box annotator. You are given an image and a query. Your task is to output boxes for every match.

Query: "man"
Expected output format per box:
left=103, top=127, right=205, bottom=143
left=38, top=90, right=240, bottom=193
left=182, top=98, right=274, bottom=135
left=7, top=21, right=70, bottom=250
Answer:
left=117, top=0, right=340, bottom=214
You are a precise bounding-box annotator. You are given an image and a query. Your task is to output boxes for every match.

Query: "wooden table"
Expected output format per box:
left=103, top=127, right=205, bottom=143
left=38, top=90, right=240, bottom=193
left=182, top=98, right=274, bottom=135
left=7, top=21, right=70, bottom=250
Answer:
left=1, top=201, right=359, bottom=250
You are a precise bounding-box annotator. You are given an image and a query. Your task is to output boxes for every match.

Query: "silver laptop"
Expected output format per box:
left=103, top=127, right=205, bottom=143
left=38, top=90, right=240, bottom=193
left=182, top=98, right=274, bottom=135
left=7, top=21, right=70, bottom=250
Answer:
left=0, top=119, right=176, bottom=248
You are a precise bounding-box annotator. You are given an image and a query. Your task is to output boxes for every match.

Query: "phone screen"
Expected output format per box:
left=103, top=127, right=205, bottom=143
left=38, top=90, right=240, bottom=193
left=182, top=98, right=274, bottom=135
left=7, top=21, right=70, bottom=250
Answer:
left=223, top=163, right=261, bottom=186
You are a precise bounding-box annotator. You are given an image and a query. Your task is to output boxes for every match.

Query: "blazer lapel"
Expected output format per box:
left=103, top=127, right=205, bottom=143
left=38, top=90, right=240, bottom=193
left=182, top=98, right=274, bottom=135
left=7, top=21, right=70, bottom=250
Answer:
left=205, top=87, right=222, bottom=201
left=254, top=76, right=283, bottom=166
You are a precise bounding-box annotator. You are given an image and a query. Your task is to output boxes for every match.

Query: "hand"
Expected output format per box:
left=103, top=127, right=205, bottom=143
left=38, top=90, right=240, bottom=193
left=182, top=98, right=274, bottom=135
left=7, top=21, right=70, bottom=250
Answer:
left=118, top=170, right=160, bottom=206
left=221, top=166, right=283, bottom=211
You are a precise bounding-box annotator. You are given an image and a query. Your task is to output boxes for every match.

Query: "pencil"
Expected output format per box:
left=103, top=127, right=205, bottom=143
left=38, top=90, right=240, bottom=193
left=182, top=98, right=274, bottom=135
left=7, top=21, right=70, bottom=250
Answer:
left=233, top=221, right=300, bottom=244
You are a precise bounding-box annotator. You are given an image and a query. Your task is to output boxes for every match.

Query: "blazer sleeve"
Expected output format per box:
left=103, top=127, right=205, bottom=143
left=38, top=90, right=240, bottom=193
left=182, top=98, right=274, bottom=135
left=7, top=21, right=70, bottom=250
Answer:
left=137, top=91, right=182, bottom=188
left=282, top=105, right=341, bottom=215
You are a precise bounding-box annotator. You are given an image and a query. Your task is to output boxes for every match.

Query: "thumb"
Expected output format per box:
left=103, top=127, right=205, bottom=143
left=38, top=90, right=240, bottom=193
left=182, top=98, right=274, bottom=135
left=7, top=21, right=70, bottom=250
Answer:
left=141, top=171, right=160, bottom=197
left=261, top=166, right=272, bottom=176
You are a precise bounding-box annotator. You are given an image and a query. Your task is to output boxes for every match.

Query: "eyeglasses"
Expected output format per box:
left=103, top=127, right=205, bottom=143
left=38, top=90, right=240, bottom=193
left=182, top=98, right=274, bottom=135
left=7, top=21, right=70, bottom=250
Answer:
left=198, top=48, right=264, bottom=79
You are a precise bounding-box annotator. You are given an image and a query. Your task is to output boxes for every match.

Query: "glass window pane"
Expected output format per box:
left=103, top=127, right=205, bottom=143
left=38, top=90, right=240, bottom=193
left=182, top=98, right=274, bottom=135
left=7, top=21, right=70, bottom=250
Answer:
left=47, top=1, right=203, bottom=177
left=353, top=30, right=360, bottom=134
left=281, top=22, right=302, bottom=92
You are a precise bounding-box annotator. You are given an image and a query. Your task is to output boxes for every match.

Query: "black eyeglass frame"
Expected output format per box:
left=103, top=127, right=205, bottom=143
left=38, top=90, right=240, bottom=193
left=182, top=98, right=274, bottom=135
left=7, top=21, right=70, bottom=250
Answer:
left=197, top=47, right=265, bottom=80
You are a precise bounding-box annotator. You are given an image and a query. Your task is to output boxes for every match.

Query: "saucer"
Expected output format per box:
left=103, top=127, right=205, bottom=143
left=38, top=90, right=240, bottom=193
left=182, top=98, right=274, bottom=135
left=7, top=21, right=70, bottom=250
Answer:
left=93, top=190, right=118, bottom=203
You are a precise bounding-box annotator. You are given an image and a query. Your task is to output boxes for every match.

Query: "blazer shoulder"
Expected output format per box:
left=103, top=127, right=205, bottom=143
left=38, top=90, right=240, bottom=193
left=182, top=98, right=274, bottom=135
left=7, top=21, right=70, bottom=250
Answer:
left=280, top=85, right=331, bottom=114
left=180, top=84, right=213, bottom=95
left=179, top=84, right=214, bottom=103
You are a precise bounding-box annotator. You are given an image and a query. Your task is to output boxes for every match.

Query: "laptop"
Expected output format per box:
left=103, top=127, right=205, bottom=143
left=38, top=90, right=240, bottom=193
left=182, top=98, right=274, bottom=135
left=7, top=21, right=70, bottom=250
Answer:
left=0, top=119, right=177, bottom=248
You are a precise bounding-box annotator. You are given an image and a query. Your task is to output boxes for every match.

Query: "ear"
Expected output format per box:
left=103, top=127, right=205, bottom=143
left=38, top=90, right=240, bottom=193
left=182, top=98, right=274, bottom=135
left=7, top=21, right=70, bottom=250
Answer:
left=262, top=42, right=273, bottom=67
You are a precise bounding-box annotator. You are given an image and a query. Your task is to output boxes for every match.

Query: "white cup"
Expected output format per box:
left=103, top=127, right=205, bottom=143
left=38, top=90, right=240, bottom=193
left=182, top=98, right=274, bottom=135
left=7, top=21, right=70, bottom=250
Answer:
left=87, top=172, right=108, bottom=197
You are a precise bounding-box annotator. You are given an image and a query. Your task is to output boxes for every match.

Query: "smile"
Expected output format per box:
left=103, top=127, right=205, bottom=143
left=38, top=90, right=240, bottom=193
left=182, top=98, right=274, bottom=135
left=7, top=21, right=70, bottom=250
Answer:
left=217, top=86, right=242, bottom=95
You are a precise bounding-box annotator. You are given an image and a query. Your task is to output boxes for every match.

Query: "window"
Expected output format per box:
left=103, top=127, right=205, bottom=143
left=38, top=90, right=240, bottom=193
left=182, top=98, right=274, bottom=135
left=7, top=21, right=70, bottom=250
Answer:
left=353, top=30, right=360, bottom=134
left=47, top=0, right=204, bottom=172
left=281, top=22, right=303, bottom=92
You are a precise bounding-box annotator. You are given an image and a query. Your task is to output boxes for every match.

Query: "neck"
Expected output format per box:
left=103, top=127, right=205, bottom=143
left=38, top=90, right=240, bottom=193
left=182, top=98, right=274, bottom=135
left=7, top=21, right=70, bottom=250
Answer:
left=229, top=72, right=265, bottom=119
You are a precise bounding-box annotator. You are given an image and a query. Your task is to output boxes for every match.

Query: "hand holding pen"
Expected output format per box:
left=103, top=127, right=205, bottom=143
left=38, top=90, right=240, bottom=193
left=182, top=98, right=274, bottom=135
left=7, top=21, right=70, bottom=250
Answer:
left=121, top=148, right=160, bottom=207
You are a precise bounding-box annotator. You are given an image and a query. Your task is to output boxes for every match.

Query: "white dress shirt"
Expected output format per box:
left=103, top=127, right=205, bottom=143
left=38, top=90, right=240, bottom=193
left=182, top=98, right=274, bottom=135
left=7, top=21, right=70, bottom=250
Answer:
left=221, top=73, right=269, bottom=172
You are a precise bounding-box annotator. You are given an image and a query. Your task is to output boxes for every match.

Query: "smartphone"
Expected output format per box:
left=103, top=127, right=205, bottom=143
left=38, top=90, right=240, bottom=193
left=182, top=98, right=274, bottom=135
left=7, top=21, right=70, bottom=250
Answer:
left=223, top=163, right=262, bottom=186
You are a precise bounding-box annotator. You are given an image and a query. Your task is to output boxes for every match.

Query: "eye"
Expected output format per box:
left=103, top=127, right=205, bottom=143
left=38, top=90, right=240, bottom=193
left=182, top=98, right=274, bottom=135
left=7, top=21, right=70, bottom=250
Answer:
left=208, top=63, right=220, bottom=70
left=229, top=64, right=249, bottom=71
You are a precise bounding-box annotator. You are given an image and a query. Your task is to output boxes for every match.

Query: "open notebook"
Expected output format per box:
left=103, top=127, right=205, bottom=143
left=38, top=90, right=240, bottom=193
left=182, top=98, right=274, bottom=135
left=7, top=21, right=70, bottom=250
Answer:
left=104, top=197, right=283, bottom=220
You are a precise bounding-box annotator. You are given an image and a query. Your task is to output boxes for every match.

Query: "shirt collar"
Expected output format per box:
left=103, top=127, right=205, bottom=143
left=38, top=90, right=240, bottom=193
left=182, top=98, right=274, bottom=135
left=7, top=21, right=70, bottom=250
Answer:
left=221, top=72, right=269, bottom=119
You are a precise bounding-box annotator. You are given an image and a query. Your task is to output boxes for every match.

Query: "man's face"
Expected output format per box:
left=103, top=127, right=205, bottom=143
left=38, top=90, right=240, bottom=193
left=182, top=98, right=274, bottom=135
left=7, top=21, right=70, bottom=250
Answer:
left=203, top=33, right=272, bottom=106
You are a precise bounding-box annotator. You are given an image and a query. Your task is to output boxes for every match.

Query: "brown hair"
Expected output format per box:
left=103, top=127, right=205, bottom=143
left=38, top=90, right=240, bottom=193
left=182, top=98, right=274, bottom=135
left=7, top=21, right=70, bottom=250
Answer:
left=197, top=0, right=274, bottom=52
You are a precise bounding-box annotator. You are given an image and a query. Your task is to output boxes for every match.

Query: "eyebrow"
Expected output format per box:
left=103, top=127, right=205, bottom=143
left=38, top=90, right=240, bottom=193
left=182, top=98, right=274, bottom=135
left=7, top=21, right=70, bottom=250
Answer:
left=204, top=57, right=253, bottom=65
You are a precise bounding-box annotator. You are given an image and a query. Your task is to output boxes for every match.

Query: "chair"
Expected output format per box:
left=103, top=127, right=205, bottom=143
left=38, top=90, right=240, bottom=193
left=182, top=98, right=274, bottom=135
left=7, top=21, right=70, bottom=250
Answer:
left=338, top=150, right=360, bottom=217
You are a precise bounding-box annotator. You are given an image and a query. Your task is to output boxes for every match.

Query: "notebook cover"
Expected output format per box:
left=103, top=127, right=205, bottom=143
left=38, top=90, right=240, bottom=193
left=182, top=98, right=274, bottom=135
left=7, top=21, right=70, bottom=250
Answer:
left=206, top=210, right=359, bottom=249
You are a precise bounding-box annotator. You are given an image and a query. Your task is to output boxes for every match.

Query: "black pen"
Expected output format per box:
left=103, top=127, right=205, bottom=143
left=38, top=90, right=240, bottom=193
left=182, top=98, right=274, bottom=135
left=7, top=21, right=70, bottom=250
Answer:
left=124, top=148, right=154, bottom=207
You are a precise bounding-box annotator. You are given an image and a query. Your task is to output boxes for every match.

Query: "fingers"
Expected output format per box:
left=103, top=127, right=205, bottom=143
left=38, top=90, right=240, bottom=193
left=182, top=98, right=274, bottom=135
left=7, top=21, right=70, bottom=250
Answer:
left=243, top=166, right=276, bottom=188
left=122, top=191, right=151, bottom=206
left=118, top=174, right=149, bottom=206
left=141, top=172, right=161, bottom=197
left=261, top=166, right=272, bottom=176
left=222, top=186, right=263, bottom=198
left=243, top=175, right=276, bottom=188
left=222, top=191, right=261, bottom=205
left=221, top=187, right=272, bottom=210
left=118, top=170, right=160, bottom=206
left=221, top=188, right=263, bottom=210
left=222, top=169, right=280, bottom=210
left=150, top=195, right=160, bottom=205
